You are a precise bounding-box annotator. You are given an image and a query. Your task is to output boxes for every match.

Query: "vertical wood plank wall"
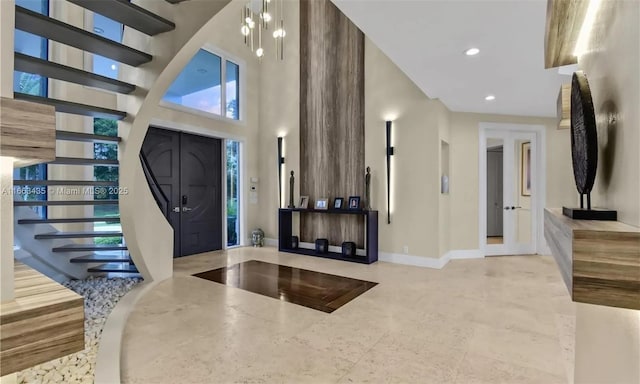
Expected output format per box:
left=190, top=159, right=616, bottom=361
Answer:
left=299, top=0, right=365, bottom=247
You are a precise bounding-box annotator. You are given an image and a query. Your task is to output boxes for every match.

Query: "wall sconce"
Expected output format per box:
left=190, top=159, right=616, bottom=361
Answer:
left=385, top=121, right=394, bottom=224
left=277, top=137, right=285, bottom=207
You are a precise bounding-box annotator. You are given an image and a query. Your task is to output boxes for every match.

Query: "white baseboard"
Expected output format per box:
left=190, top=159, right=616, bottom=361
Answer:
left=379, top=252, right=447, bottom=269
left=379, top=249, right=484, bottom=269
left=264, top=237, right=278, bottom=247
left=446, top=249, right=484, bottom=260
left=268, top=239, right=484, bottom=270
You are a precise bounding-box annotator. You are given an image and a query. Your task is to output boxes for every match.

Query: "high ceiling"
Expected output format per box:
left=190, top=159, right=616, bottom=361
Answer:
left=331, top=0, right=570, bottom=117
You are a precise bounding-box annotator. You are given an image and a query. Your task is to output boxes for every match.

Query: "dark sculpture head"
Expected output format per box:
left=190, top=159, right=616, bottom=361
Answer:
left=570, top=71, right=598, bottom=195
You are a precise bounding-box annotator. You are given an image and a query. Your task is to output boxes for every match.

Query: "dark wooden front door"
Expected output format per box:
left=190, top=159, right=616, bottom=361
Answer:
left=142, top=127, right=223, bottom=257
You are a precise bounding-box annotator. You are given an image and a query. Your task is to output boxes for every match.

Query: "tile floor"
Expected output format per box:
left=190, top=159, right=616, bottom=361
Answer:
left=121, top=247, right=575, bottom=384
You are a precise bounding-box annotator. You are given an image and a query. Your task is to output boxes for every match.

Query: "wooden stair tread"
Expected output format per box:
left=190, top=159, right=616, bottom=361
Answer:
left=87, top=263, right=138, bottom=273
left=52, top=244, right=127, bottom=252
left=67, top=0, right=175, bottom=36
left=14, top=52, right=135, bottom=94
left=14, top=200, right=119, bottom=206
left=56, top=130, right=121, bottom=143
left=14, top=180, right=118, bottom=186
left=18, top=217, right=120, bottom=224
left=50, top=157, right=119, bottom=166
left=71, top=252, right=132, bottom=263
left=14, top=92, right=126, bottom=120
left=15, top=5, right=152, bottom=67
left=35, top=231, right=123, bottom=239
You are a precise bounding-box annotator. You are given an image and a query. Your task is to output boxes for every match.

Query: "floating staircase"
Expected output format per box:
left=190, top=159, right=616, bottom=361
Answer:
left=12, top=0, right=178, bottom=277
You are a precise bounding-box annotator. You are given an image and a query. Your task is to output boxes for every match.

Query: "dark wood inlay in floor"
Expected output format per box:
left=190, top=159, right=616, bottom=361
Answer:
left=193, top=260, right=377, bottom=313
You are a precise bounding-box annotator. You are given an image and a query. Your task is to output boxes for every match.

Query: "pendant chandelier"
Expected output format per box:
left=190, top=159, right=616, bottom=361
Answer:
left=241, top=0, right=286, bottom=60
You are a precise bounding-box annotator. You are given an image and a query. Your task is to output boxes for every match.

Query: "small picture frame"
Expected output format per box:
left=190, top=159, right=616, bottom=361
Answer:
left=315, top=198, right=329, bottom=210
left=333, top=197, right=344, bottom=209
left=348, top=196, right=361, bottom=210
left=298, top=196, right=309, bottom=209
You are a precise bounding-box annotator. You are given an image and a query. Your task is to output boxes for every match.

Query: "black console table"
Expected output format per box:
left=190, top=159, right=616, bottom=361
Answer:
left=278, top=208, right=378, bottom=264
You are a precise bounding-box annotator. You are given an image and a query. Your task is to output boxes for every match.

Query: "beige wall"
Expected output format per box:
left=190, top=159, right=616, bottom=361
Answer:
left=364, top=40, right=446, bottom=258
left=449, top=112, right=576, bottom=250
left=578, top=0, right=640, bottom=227
left=572, top=2, right=640, bottom=382
left=256, top=0, right=301, bottom=239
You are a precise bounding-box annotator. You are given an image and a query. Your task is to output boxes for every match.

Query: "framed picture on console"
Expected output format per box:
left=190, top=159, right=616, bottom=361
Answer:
left=298, top=196, right=309, bottom=209
left=348, top=196, right=361, bottom=210
left=333, top=197, right=344, bottom=209
left=315, top=198, right=329, bottom=210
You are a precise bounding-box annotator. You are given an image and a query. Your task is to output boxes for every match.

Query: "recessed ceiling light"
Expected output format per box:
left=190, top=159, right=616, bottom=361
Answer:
left=110, top=64, right=117, bottom=71
left=485, top=95, right=496, bottom=101
left=465, top=48, right=480, bottom=56
left=93, top=27, right=104, bottom=34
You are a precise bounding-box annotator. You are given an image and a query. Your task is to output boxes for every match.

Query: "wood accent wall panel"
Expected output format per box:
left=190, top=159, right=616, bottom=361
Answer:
left=544, top=0, right=589, bottom=68
left=544, top=208, right=640, bottom=310
left=299, top=0, right=365, bottom=247
left=0, top=97, right=56, bottom=167
left=1, top=263, right=84, bottom=375
left=557, top=83, right=571, bottom=130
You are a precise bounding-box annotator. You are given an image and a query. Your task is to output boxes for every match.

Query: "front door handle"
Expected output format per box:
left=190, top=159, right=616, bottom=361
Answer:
left=172, top=207, right=180, bottom=213
left=182, top=207, right=193, bottom=212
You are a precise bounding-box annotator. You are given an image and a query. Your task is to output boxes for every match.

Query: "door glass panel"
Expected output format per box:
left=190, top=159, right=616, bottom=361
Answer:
left=226, top=140, right=240, bottom=246
left=486, top=138, right=504, bottom=245
left=514, top=139, right=532, bottom=245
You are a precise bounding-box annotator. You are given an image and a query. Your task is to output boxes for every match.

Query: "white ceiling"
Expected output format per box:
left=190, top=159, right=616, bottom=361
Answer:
left=331, top=0, right=570, bottom=117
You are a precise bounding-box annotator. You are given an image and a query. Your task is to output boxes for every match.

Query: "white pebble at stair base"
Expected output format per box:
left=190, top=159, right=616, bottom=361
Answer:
left=17, top=276, right=141, bottom=384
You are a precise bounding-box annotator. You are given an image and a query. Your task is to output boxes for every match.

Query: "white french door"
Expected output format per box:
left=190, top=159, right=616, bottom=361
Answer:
left=483, top=129, right=537, bottom=256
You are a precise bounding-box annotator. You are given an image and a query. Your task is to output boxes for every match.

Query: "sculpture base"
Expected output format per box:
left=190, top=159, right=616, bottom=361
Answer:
left=563, top=207, right=617, bottom=221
